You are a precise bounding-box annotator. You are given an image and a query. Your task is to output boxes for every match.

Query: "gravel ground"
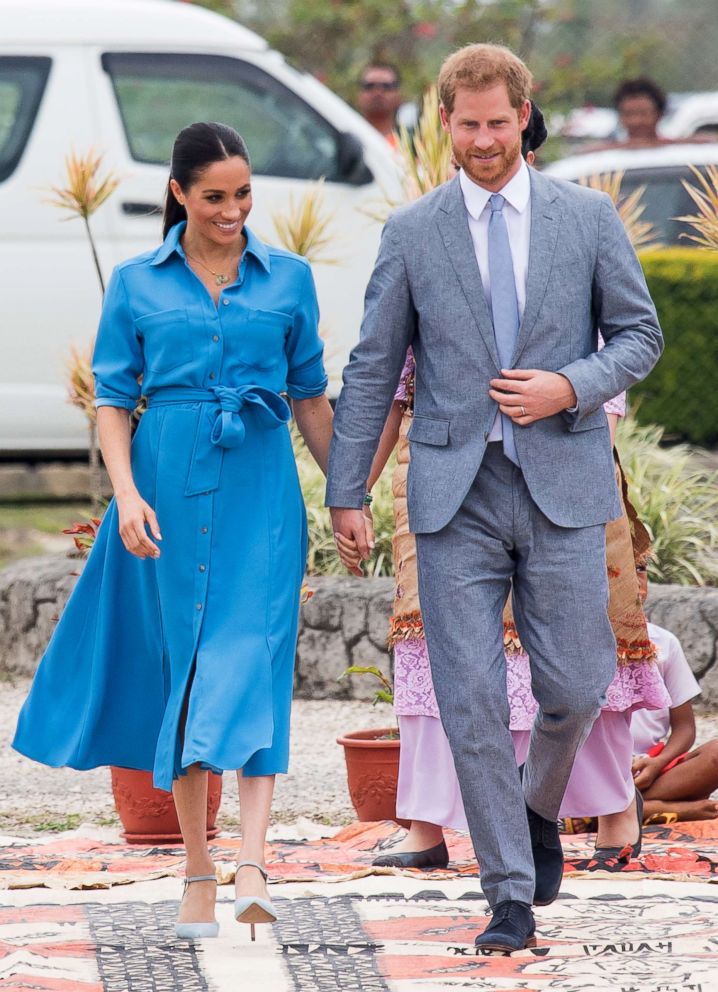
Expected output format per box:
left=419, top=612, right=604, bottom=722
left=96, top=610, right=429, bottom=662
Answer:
left=0, top=677, right=385, bottom=835
left=1, top=675, right=716, bottom=836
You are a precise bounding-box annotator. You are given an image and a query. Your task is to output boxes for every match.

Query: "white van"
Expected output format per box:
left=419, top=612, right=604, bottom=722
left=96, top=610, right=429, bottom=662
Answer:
left=0, top=0, right=401, bottom=453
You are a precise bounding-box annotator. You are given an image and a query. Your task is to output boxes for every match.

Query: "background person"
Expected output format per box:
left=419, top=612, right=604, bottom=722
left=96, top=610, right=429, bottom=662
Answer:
left=357, top=61, right=404, bottom=146
left=13, top=122, right=333, bottom=942
left=631, top=569, right=718, bottom=822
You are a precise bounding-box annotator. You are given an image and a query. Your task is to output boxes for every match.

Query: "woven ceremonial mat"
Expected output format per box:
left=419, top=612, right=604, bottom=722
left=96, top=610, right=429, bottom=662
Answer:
left=2, top=819, right=718, bottom=890
left=2, top=886, right=718, bottom=991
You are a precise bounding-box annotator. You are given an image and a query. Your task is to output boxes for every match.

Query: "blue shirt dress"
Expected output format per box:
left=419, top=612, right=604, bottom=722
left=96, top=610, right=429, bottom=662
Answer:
left=13, top=222, right=327, bottom=791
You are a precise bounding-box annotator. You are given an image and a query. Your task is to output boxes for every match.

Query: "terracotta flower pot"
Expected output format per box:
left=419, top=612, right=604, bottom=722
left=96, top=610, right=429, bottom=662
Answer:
left=336, top=728, right=409, bottom=827
left=110, top=767, right=223, bottom=844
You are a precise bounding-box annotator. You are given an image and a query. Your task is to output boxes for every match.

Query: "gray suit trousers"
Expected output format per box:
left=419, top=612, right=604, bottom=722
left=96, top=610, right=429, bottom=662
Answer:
left=415, top=444, right=617, bottom=907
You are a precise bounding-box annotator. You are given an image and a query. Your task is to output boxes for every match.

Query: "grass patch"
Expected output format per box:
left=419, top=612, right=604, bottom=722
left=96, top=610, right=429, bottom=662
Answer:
left=0, top=502, right=91, bottom=568
left=26, top=812, right=83, bottom=832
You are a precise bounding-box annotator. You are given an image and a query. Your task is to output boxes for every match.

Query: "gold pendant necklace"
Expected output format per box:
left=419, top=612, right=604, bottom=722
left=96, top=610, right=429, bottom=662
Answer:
left=185, top=252, right=232, bottom=286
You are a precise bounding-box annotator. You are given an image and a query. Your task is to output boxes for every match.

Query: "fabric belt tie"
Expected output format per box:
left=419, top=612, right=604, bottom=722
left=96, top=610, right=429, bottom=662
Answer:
left=148, top=385, right=291, bottom=496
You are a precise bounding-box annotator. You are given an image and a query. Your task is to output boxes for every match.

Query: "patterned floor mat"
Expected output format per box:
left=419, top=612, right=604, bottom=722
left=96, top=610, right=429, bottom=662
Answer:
left=2, top=819, right=717, bottom=890
left=2, top=889, right=717, bottom=991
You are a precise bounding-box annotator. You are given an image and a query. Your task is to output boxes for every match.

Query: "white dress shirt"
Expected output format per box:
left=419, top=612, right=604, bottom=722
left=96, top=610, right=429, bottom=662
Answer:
left=459, top=159, right=531, bottom=441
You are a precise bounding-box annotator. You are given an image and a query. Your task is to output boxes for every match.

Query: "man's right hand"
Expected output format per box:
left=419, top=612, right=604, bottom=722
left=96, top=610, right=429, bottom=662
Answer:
left=331, top=507, right=374, bottom=577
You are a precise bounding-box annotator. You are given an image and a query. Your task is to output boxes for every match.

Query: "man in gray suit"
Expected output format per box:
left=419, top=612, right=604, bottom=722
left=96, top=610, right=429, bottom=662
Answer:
left=326, top=43, right=662, bottom=952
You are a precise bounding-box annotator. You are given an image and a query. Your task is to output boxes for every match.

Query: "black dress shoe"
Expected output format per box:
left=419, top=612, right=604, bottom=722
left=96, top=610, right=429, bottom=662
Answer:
left=371, top=839, right=449, bottom=869
left=474, top=900, right=536, bottom=954
left=526, top=804, right=564, bottom=906
left=591, top=789, right=644, bottom=869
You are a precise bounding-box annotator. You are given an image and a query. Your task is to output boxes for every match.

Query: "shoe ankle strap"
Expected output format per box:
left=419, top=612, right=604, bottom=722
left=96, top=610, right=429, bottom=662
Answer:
left=184, top=874, right=217, bottom=885
left=236, top=860, right=268, bottom=881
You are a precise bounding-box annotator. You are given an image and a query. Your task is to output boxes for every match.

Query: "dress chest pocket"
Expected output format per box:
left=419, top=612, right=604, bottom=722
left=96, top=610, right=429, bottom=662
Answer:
left=234, top=308, right=291, bottom=371
left=136, top=308, right=194, bottom=374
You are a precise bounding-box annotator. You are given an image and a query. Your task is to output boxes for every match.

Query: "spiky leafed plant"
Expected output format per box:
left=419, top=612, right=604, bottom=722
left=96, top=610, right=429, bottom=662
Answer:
left=396, top=85, right=453, bottom=201
left=676, top=164, right=718, bottom=251
left=46, top=149, right=121, bottom=513
left=617, top=414, right=718, bottom=586
left=65, top=342, right=103, bottom=514
left=365, top=84, right=452, bottom=223
left=580, top=172, right=662, bottom=250
left=44, top=148, right=122, bottom=294
left=269, top=178, right=340, bottom=265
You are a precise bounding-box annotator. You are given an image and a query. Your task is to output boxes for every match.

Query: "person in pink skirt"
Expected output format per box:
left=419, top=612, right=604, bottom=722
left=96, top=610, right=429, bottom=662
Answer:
left=337, top=346, right=670, bottom=870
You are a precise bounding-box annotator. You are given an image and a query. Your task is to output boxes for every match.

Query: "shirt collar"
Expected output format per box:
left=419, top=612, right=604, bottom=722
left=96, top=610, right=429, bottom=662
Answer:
left=150, top=221, right=271, bottom=273
left=459, top=157, right=531, bottom=220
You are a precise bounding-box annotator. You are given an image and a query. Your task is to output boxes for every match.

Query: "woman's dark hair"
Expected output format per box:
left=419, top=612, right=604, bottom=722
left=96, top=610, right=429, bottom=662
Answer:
left=613, top=77, right=667, bottom=115
left=162, top=122, right=250, bottom=238
left=521, top=101, right=548, bottom=157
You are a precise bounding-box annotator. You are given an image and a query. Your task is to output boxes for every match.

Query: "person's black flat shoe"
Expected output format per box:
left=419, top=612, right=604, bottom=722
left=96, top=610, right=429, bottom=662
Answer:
left=526, top=804, right=564, bottom=906
left=591, top=788, right=644, bottom=869
left=474, top=900, right=536, bottom=954
left=371, top=839, right=449, bottom=869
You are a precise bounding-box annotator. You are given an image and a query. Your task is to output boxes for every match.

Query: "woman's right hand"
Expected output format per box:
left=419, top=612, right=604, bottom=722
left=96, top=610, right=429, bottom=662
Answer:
left=116, top=491, right=162, bottom=559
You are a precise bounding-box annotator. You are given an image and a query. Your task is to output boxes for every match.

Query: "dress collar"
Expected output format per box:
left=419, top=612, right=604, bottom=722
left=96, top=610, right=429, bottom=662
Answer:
left=459, top=157, right=531, bottom=221
left=151, top=221, right=271, bottom=273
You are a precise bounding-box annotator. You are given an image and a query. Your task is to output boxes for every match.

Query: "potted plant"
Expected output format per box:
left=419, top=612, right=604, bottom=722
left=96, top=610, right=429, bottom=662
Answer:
left=336, top=666, right=408, bottom=826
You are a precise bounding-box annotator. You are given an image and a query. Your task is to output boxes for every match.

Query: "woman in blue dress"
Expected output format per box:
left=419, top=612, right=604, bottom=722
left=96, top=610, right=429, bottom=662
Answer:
left=13, top=122, right=333, bottom=940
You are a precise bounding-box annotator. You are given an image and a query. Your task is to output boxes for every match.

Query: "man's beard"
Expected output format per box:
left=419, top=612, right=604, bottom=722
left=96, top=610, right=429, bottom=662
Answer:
left=452, top=134, right=521, bottom=187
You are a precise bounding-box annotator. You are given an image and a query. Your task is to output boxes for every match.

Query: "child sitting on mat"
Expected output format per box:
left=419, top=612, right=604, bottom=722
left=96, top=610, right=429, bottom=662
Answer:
left=631, top=566, right=718, bottom=823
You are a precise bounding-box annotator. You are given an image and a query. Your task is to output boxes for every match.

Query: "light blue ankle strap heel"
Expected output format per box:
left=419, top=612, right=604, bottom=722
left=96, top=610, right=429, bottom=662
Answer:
left=175, top=874, right=220, bottom=940
left=234, top=861, right=277, bottom=941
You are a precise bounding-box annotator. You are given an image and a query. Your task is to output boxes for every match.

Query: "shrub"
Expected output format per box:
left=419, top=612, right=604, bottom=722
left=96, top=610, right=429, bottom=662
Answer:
left=617, top=414, right=718, bottom=586
left=634, top=248, right=718, bottom=445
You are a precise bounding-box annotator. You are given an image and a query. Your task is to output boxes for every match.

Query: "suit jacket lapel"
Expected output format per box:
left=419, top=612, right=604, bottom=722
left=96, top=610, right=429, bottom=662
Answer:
left=512, top=170, right=562, bottom=364
left=435, top=177, right=501, bottom=370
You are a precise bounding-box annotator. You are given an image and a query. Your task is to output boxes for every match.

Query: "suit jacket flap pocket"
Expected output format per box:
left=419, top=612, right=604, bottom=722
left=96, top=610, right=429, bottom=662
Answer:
left=568, top=407, right=609, bottom=432
left=408, top=416, right=450, bottom=446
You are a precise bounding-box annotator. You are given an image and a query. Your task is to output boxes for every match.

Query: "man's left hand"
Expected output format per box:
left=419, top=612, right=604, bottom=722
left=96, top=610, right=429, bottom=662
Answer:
left=488, top=369, right=577, bottom=425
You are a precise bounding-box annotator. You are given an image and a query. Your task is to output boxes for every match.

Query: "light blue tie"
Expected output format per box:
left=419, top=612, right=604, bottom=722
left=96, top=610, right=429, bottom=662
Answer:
left=488, top=193, right=520, bottom=466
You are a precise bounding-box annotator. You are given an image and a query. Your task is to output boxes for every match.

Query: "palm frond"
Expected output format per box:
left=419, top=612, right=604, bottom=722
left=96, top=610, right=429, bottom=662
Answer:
left=44, top=149, right=122, bottom=220
left=676, top=164, right=718, bottom=251
left=580, top=172, right=663, bottom=250
left=66, top=341, right=97, bottom=421
left=269, top=179, right=341, bottom=264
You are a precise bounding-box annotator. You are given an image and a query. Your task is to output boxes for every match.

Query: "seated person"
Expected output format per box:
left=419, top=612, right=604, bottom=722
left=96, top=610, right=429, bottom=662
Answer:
left=631, top=566, right=718, bottom=822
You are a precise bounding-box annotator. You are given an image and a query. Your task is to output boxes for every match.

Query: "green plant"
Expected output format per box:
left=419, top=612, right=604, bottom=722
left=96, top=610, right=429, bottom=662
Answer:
left=269, top=179, right=341, bottom=265
left=580, top=172, right=662, bottom=250
left=292, top=423, right=395, bottom=576
left=677, top=164, right=718, bottom=252
left=339, top=665, right=394, bottom=706
left=633, top=248, right=718, bottom=445
left=616, top=413, right=718, bottom=586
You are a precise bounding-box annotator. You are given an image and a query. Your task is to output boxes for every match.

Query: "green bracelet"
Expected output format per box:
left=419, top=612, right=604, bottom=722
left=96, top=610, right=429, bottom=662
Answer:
left=362, top=492, right=373, bottom=506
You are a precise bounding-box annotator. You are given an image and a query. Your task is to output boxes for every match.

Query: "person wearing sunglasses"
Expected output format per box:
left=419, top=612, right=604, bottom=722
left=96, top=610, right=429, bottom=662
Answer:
left=357, top=62, right=403, bottom=147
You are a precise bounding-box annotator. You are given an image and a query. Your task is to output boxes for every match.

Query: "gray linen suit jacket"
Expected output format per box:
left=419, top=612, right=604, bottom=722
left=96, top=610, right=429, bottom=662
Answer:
left=326, top=168, right=663, bottom=532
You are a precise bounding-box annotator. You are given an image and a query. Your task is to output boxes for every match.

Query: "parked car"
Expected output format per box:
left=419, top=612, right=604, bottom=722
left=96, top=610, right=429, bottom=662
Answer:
left=661, top=92, right=718, bottom=141
left=544, top=143, right=718, bottom=246
left=0, top=0, right=402, bottom=454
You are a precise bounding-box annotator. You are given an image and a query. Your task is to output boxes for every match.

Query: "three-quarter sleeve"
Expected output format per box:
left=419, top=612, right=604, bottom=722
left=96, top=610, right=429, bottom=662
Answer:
left=92, top=266, right=143, bottom=411
left=285, top=263, right=328, bottom=400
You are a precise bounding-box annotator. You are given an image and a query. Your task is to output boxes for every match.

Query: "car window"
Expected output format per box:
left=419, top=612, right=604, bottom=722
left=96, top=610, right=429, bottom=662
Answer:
left=0, top=57, right=51, bottom=183
left=616, top=167, right=713, bottom=245
left=102, top=53, right=343, bottom=182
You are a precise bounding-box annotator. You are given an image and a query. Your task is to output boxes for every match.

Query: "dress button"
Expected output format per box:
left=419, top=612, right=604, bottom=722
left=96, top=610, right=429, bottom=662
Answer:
left=209, top=372, right=216, bottom=379
left=196, top=603, right=203, bottom=611
left=223, top=298, right=230, bottom=306
left=212, top=335, right=219, bottom=342
left=199, top=564, right=206, bottom=572
left=201, top=526, right=208, bottom=534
